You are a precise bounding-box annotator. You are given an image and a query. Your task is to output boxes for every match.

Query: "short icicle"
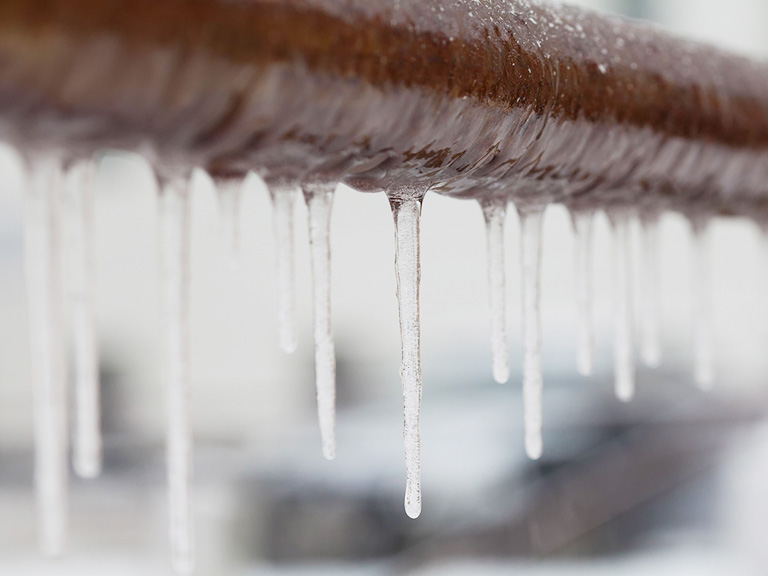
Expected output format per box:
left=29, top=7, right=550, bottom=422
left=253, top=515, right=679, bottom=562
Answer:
left=24, top=156, right=68, bottom=557
left=158, top=174, right=195, bottom=574
left=571, top=210, right=594, bottom=377
left=302, top=182, right=337, bottom=461
left=609, top=210, right=636, bottom=402
left=268, top=184, right=300, bottom=354
left=639, top=213, right=662, bottom=368
left=63, top=160, right=102, bottom=479
left=390, top=192, right=424, bottom=519
left=691, top=218, right=714, bottom=389
left=215, top=177, right=243, bottom=270
left=480, top=199, right=510, bottom=384
left=518, top=204, right=546, bottom=461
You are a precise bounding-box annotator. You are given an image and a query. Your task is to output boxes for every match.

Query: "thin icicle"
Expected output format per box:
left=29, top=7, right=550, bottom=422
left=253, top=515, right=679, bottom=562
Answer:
left=480, top=199, right=510, bottom=384
left=215, top=177, right=243, bottom=270
left=158, top=175, right=195, bottom=574
left=518, top=204, right=545, bottom=461
left=571, top=210, right=594, bottom=377
left=268, top=184, right=299, bottom=354
left=640, top=213, right=662, bottom=368
left=391, top=195, right=423, bottom=519
left=24, top=156, right=68, bottom=557
left=63, top=160, right=102, bottom=479
left=691, top=218, right=714, bottom=390
left=609, top=211, right=636, bottom=403
left=303, top=182, right=337, bottom=461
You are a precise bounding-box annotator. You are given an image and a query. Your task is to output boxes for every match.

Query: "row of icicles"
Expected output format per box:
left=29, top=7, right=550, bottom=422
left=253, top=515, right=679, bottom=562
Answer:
left=20, top=154, right=715, bottom=574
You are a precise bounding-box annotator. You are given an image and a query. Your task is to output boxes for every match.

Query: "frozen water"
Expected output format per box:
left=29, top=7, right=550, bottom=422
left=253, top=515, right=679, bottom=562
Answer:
left=609, top=211, right=636, bottom=403
left=571, top=210, right=594, bottom=377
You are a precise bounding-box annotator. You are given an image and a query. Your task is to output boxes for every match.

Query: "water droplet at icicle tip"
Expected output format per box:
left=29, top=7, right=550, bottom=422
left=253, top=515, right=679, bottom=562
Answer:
left=691, top=217, right=714, bottom=390
left=518, top=204, right=546, bottom=461
left=480, top=198, right=510, bottom=384
left=303, top=182, right=337, bottom=461
left=24, top=155, right=68, bottom=558
left=571, top=210, right=594, bottom=377
left=640, top=212, right=662, bottom=369
left=158, top=173, right=195, bottom=575
left=609, top=210, right=636, bottom=403
left=215, top=176, right=244, bottom=271
left=390, top=192, right=424, bottom=519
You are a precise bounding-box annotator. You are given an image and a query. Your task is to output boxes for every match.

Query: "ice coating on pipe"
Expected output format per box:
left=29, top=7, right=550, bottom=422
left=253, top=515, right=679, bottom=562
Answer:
left=571, top=210, right=594, bottom=377
left=609, top=211, right=636, bottom=403
left=480, top=198, right=510, bottom=384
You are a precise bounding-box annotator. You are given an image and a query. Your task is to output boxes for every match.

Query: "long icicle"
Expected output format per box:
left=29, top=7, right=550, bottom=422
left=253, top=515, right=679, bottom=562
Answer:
left=215, top=177, right=243, bottom=271
left=268, top=184, right=299, bottom=354
left=303, top=182, right=337, bottom=461
left=571, top=210, right=594, bottom=377
left=390, top=195, right=423, bottom=519
left=691, top=218, right=714, bottom=389
left=24, top=156, right=68, bottom=557
left=158, top=175, right=195, bottom=574
left=518, top=204, right=546, bottom=461
left=609, top=211, right=636, bottom=402
left=64, top=160, right=102, bottom=479
left=640, top=213, right=662, bottom=368
left=480, top=199, right=510, bottom=384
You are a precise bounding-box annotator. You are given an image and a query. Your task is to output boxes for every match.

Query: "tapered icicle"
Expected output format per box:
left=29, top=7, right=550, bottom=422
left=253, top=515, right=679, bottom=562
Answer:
left=390, top=195, right=423, bottom=519
left=63, top=160, right=102, bottom=479
left=518, top=204, right=546, bottom=461
left=24, top=156, right=68, bottom=557
left=639, top=214, right=662, bottom=368
left=480, top=199, right=510, bottom=384
left=303, top=182, right=337, bottom=461
left=691, top=218, right=714, bottom=390
left=268, top=185, right=299, bottom=354
left=158, top=175, right=195, bottom=574
left=609, top=211, right=636, bottom=403
left=571, top=210, right=594, bottom=377
left=215, top=177, right=243, bottom=270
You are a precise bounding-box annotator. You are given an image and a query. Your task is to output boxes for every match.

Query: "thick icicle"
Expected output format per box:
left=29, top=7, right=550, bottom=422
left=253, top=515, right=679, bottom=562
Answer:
left=571, top=210, right=594, bottom=377
left=63, top=160, right=102, bottom=479
left=691, top=218, right=714, bottom=389
left=518, top=204, right=546, bottom=461
left=158, top=175, right=195, bottom=574
left=639, top=213, right=662, bottom=368
left=480, top=199, right=510, bottom=384
left=215, top=177, right=243, bottom=270
left=24, top=156, right=68, bottom=557
left=268, top=184, right=299, bottom=354
left=303, top=182, right=337, bottom=461
left=609, top=211, right=636, bottom=402
left=390, top=195, right=423, bottom=519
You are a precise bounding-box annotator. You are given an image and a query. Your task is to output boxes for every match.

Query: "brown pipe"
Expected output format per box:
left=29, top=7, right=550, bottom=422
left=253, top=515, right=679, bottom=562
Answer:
left=0, top=0, right=767, bottom=216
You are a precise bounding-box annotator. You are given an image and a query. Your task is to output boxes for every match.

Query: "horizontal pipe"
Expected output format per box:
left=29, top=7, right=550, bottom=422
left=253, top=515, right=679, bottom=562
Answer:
left=0, top=0, right=767, bottom=216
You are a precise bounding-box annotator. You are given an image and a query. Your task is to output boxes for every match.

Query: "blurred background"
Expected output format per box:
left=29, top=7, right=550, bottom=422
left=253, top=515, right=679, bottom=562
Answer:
left=2, top=0, right=768, bottom=574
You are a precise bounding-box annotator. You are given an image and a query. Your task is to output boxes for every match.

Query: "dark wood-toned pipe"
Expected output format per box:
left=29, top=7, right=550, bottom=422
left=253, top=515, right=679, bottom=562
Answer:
left=0, top=0, right=767, bottom=216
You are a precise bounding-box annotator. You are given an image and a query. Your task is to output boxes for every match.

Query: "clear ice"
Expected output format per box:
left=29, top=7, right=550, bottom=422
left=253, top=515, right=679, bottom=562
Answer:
left=609, top=211, right=636, bottom=403
left=640, top=214, right=662, bottom=368
left=480, top=199, right=510, bottom=384
left=692, top=218, right=714, bottom=389
left=268, top=184, right=299, bottom=354
left=215, top=177, right=244, bottom=270
left=303, top=182, right=337, bottom=461
left=391, top=195, right=423, bottom=519
left=158, top=175, right=195, bottom=574
left=571, top=210, right=594, bottom=377
left=24, top=156, right=68, bottom=557
left=519, top=205, right=545, bottom=461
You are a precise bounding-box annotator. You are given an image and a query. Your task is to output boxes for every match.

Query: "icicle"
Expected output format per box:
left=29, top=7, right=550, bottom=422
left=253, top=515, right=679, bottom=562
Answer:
left=24, top=156, right=68, bottom=557
left=608, top=211, right=636, bottom=403
left=691, top=218, right=714, bottom=390
left=63, top=160, right=102, bottom=479
left=215, top=177, right=243, bottom=270
left=571, top=210, right=594, bottom=377
left=639, top=213, right=662, bottom=368
left=480, top=199, right=510, bottom=384
left=158, top=175, right=195, bottom=574
left=518, top=204, right=546, bottom=461
left=390, top=194, right=423, bottom=519
left=268, top=184, right=299, bottom=354
left=302, top=182, right=337, bottom=461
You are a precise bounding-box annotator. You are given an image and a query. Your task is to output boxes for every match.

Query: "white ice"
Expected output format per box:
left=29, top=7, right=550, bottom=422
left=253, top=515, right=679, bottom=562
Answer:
left=571, top=210, right=594, bottom=377
left=304, top=183, right=337, bottom=461
left=640, top=214, right=662, bottom=368
left=268, top=185, right=299, bottom=354
left=158, top=176, right=195, bottom=574
left=609, top=211, right=636, bottom=403
left=480, top=198, right=510, bottom=384
left=692, top=218, right=714, bottom=390
left=519, top=205, right=545, bottom=461
left=215, top=177, right=243, bottom=270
